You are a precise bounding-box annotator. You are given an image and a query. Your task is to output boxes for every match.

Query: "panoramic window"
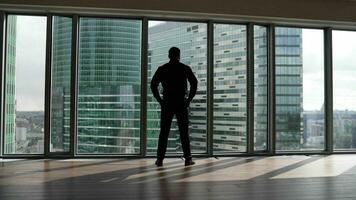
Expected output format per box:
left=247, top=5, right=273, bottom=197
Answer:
left=147, top=21, right=207, bottom=154
left=0, top=14, right=342, bottom=156
left=77, top=18, right=142, bottom=154
left=333, top=30, right=356, bottom=150
left=4, top=15, right=47, bottom=154
left=275, top=27, right=325, bottom=151
left=50, top=16, right=72, bottom=153
left=254, top=25, right=268, bottom=151
left=213, top=24, right=247, bottom=153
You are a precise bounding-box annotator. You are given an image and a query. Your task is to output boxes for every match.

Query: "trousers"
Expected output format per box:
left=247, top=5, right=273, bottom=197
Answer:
left=157, top=99, right=191, bottom=160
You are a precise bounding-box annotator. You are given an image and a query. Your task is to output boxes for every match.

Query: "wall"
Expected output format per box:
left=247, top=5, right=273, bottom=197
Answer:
left=0, top=0, right=356, bottom=24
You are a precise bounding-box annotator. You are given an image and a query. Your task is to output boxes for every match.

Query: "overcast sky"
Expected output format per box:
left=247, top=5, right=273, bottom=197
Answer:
left=302, top=29, right=324, bottom=111
left=15, top=16, right=46, bottom=111
left=149, top=21, right=164, bottom=27
left=333, top=31, right=356, bottom=111
left=12, top=17, right=356, bottom=111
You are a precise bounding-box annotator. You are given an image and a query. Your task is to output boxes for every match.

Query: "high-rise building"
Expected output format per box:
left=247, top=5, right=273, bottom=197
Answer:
left=51, top=16, right=72, bottom=152
left=50, top=20, right=304, bottom=153
left=76, top=18, right=141, bottom=154
left=212, top=24, right=247, bottom=152
left=275, top=27, right=304, bottom=150
left=148, top=23, right=304, bottom=152
left=4, top=15, right=16, bottom=154
left=254, top=26, right=268, bottom=151
left=147, top=22, right=208, bottom=153
left=52, top=18, right=142, bottom=154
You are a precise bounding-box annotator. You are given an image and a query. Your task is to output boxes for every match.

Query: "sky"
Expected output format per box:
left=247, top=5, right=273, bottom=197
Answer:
left=148, top=21, right=164, bottom=27
left=14, top=16, right=46, bottom=111
left=11, top=17, right=356, bottom=111
left=333, top=31, right=356, bottom=110
left=301, top=29, right=324, bottom=111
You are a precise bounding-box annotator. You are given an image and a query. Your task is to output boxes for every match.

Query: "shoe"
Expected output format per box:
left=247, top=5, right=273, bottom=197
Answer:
left=184, top=159, right=195, bottom=166
left=155, top=159, right=163, bottom=167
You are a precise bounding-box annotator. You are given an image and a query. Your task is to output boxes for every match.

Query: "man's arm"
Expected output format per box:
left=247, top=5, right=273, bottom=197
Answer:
left=150, top=68, right=163, bottom=104
left=186, top=67, right=198, bottom=103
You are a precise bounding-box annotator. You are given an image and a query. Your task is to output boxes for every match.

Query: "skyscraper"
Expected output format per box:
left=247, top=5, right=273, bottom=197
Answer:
left=52, top=18, right=142, bottom=154
left=51, top=16, right=72, bottom=152
left=147, top=22, right=208, bottom=153
left=275, top=27, right=304, bottom=150
left=212, top=24, right=247, bottom=152
left=254, top=26, right=268, bottom=151
left=4, top=15, right=16, bottom=154
left=76, top=18, right=142, bottom=154
left=148, top=23, right=304, bottom=152
left=50, top=20, right=304, bottom=154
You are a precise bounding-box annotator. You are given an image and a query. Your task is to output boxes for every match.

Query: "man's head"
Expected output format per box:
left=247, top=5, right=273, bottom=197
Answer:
left=168, top=47, right=180, bottom=61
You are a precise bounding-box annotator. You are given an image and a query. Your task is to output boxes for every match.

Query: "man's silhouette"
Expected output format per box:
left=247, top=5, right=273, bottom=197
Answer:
left=150, top=47, right=198, bottom=167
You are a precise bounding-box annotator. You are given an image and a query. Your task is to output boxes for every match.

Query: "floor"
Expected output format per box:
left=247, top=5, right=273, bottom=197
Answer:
left=1, top=155, right=356, bottom=199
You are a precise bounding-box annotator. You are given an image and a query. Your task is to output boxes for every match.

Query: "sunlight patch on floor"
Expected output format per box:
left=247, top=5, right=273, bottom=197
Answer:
left=271, top=155, right=356, bottom=179
left=174, top=156, right=309, bottom=182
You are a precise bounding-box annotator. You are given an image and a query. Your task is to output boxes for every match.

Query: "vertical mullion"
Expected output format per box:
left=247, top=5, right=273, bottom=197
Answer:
left=207, top=21, right=214, bottom=156
left=140, top=17, right=148, bottom=157
left=324, top=28, right=333, bottom=154
left=0, top=11, right=5, bottom=157
left=267, top=25, right=276, bottom=155
left=44, top=14, right=52, bottom=156
left=247, top=23, right=255, bottom=154
left=70, top=15, right=79, bottom=157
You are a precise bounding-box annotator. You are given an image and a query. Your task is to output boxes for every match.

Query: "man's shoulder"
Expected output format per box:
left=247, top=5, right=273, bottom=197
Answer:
left=181, top=62, right=191, bottom=68
left=184, top=64, right=194, bottom=73
left=155, top=64, right=167, bottom=72
left=176, top=62, right=192, bottom=71
left=159, top=61, right=192, bottom=71
left=158, top=63, right=171, bottom=69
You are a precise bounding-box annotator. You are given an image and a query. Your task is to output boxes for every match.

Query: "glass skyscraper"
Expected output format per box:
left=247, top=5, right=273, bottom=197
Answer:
left=2, top=15, right=354, bottom=155
left=50, top=20, right=304, bottom=153
left=275, top=27, right=304, bottom=150
left=51, top=18, right=142, bottom=154
left=4, top=15, right=16, bottom=154
left=212, top=24, right=247, bottom=152
left=77, top=18, right=141, bottom=154
left=147, top=23, right=304, bottom=152
left=51, top=16, right=72, bottom=152
left=254, top=26, right=268, bottom=151
left=147, top=22, right=207, bottom=153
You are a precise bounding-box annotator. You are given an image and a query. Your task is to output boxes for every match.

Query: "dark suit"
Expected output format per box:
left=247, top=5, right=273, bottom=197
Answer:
left=150, top=60, right=198, bottom=160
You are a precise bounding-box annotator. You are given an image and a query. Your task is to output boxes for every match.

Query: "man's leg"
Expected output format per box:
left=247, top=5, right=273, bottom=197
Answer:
left=176, top=105, right=192, bottom=161
left=157, top=105, right=174, bottom=162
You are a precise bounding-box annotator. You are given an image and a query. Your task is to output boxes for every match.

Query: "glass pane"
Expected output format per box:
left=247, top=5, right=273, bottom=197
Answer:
left=4, top=15, right=47, bottom=154
left=50, top=16, right=72, bottom=152
left=333, top=30, right=356, bottom=150
left=275, top=27, right=325, bottom=151
left=77, top=18, right=142, bottom=154
left=147, top=21, right=207, bottom=154
left=254, top=26, right=268, bottom=151
left=213, top=24, right=247, bottom=152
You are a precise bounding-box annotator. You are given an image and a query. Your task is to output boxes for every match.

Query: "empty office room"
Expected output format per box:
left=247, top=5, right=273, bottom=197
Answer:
left=1, top=0, right=356, bottom=199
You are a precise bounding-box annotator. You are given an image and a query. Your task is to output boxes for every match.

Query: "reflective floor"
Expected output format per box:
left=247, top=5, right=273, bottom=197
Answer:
left=1, top=155, right=356, bottom=199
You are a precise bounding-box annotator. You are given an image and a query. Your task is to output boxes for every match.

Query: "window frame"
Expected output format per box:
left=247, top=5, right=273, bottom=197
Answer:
left=1, top=13, right=48, bottom=158
left=0, top=8, right=355, bottom=158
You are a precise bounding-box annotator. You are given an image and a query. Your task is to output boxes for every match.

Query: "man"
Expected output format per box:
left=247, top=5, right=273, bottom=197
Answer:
left=150, top=47, right=198, bottom=167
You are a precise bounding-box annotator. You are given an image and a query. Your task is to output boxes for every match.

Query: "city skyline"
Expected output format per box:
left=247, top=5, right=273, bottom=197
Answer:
left=4, top=15, right=356, bottom=154
left=13, top=18, right=356, bottom=111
